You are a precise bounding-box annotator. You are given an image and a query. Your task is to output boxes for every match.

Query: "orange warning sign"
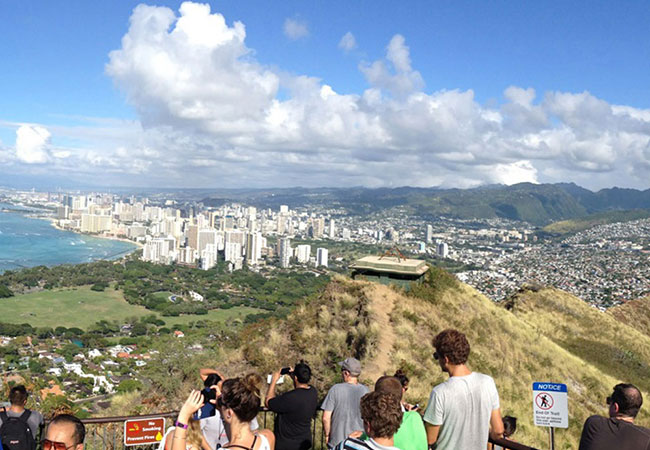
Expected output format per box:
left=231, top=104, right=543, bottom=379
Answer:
left=124, top=418, right=166, bottom=446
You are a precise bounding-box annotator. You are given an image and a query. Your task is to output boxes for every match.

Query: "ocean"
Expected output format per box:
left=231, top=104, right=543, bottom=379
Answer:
left=0, top=203, right=137, bottom=273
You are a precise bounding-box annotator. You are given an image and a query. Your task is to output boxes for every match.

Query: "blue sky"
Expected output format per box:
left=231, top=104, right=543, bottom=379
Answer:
left=1, top=1, right=649, bottom=190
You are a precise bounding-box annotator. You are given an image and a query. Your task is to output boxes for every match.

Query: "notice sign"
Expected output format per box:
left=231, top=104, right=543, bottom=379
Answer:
left=532, top=382, right=568, bottom=428
left=124, top=418, right=166, bottom=446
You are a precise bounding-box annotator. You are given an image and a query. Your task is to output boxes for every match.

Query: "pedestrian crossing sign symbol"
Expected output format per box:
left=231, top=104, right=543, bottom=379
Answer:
left=532, top=382, right=568, bottom=428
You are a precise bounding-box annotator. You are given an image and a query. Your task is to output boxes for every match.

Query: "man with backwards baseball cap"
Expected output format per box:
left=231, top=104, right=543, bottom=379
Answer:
left=321, top=357, right=369, bottom=448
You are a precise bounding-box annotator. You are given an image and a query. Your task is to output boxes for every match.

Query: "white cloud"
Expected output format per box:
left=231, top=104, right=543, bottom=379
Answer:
left=283, top=18, right=309, bottom=40
left=338, top=32, right=356, bottom=51
left=7, top=2, right=647, bottom=190
left=490, top=160, right=539, bottom=185
left=15, top=125, right=51, bottom=164
left=359, top=34, right=424, bottom=97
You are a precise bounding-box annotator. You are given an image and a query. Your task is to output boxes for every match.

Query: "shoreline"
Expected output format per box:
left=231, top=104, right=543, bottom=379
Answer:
left=47, top=218, right=144, bottom=250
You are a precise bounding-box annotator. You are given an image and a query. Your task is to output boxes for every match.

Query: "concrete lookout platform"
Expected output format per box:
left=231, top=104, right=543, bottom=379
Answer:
left=350, top=255, right=429, bottom=288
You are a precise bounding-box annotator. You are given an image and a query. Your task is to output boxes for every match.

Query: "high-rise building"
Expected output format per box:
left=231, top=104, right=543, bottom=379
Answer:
left=328, top=219, right=336, bottom=238
left=200, top=244, right=218, bottom=270
left=80, top=213, right=112, bottom=233
left=426, top=224, right=433, bottom=243
left=245, top=232, right=263, bottom=265
left=296, top=244, right=311, bottom=264
left=198, top=229, right=218, bottom=253
left=187, top=225, right=199, bottom=250
left=225, top=242, right=242, bottom=263
left=316, top=248, right=328, bottom=268
left=277, top=215, right=286, bottom=234
left=437, top=242, right=449, bottom=258
left=314, top=217, right=325, bottom=238
left=225, top=230, right=246, bottom=246
left=279, top=238, right=292, bottom=268
left=179, top=247, right=198, bottom=265
left=280, top=205, right=289, bottom=214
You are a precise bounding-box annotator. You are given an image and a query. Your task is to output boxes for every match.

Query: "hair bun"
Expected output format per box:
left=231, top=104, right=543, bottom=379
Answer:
left=242, top=373, right=262, bottom=397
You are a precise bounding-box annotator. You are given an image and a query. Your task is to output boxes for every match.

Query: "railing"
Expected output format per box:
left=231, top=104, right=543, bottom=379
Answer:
left=39, top=409, right=538, bottom=450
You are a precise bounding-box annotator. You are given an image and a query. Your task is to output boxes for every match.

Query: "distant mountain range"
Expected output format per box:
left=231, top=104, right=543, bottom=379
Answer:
left=201, top=183, right=650, bottom=225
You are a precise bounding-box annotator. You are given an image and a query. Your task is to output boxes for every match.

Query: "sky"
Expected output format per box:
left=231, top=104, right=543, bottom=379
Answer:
left=1, top=1, right=649, bottom=191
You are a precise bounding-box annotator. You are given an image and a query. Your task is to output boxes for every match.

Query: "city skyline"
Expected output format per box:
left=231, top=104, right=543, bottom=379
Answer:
left=1, top=1, right=650, bottom=190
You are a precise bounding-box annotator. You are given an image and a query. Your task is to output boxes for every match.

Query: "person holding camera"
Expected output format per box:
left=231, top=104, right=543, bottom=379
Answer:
left=174, top=374, right=274, bottom=450
left=265, top=362, right=318, bottom=450
left=197, top=368, right=259, bottom=450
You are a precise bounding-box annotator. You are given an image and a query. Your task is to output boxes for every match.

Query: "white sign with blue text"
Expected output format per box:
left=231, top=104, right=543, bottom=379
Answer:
left=532, top=382, right=568, bottom=428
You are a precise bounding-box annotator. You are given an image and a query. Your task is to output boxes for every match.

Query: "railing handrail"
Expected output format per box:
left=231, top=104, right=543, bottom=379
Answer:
left=80, top=411, right=178, bottom=424
left=488, top=436, right=540, bottom=450
left=74, top=409, right=541, bottom=450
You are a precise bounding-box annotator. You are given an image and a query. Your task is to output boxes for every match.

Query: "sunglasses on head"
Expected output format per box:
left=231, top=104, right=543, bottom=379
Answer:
left=43, top=439, right=77, bottom=450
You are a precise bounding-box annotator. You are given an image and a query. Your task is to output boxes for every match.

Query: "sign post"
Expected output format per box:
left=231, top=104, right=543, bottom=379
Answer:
left=124, top=418, right=166, bottom=446
left=532, top=382, right=568, bottom=450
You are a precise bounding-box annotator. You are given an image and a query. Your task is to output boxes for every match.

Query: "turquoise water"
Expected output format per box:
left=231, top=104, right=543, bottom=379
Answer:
left=0, top=203, right=137, bottom=273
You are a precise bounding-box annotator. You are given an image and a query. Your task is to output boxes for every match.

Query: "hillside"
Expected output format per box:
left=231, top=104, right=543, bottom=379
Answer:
left=116, top=272, right=650, bottom=449
left=542, top=209, right=650, bottom=235
left=608, top=295, right=650, bottom=338
left=200, top=183, right=650, bottom=225
left=232, top=273, right=648, bottom=449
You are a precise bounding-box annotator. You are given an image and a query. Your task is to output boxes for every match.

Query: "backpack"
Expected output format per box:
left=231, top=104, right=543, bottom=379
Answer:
left=0, top=409, right=35, bottom=450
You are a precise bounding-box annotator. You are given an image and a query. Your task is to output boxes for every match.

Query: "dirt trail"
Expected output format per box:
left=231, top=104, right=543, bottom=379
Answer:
left=363, top=283, right=398, bottom=382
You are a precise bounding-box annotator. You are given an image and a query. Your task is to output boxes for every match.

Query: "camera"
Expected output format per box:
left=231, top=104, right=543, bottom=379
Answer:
left=280, top=367, right=293, bottom=375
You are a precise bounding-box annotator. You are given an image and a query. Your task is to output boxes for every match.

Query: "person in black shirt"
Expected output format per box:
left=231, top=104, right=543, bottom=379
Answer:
left=579, top=383, right=650, bottom=450
left=266, top=361, right=318, bottom=450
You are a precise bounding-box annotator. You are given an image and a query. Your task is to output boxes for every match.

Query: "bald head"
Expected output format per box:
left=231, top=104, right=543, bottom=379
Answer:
left=609, top=383, right=643, bottom=419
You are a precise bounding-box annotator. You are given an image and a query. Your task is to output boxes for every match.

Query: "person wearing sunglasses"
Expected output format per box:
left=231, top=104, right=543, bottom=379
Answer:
left=42, top=414, right=85, bottom=450
left=578, top=383, right=650, bottom=450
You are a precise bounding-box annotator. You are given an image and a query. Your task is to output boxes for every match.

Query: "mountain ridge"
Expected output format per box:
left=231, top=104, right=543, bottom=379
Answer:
left=198, top=182, right=650, bottom=225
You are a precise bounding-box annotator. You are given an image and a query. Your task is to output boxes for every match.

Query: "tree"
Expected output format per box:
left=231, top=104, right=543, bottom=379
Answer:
left=131, top=322, right=148, bottom=336
left=117, top=379, right=143, bottom=393
left=0, top=284, right=13, bottom=298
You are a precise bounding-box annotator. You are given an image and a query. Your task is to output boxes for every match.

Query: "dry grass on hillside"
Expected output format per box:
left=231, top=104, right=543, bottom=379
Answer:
left=508, top=288, right=650, bottom=398
left=121, top=271, right=650, bottom=450
left=237, top=270, right=650, bottom=449
left=609, top=295, right=650, bottom=338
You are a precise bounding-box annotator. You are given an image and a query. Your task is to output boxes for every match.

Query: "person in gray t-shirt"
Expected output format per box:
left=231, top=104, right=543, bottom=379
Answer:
left=423, top=329, right=504, bottom=450
left=0, top=385, right=44, bottom=439
left=321, top=357, right=369, bottom=448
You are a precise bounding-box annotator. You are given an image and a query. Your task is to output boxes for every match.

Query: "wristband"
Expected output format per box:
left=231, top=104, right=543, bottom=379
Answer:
left=175, top=420, right=189, bottom=429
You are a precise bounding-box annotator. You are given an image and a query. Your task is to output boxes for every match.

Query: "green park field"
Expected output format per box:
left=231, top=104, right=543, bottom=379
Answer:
left=0, top=286, right=263, bottom=329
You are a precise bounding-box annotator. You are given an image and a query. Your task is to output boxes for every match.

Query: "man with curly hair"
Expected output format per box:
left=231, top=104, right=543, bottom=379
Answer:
left=335, top=391, right=403, bottom=450
left=423, top=329, right=504, bottom=450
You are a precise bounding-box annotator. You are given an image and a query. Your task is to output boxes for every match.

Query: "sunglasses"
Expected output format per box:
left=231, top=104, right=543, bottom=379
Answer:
left=606, top=396, right=613, bottom=405
left=433, top=352, right=440, bottom=360
left=43, top=440, right=77, bottom=450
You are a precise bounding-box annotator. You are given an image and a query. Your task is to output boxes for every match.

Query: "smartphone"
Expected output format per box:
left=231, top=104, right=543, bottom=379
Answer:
left=194, top=388, right=218, bottom=419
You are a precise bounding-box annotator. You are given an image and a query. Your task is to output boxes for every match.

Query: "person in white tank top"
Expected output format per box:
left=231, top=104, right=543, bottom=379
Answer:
left=173, top=374, right=275, bottom=450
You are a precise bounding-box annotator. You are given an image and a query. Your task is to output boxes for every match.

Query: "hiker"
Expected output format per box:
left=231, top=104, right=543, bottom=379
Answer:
left=174, top=374, right=275, bottom=450
left=321, top=358, right=369, bottom=448
left=334, top=391, right=402, bottom=450
left=266, top=361, right=318, bottom=450
left=423, top=329, right=504, bottom=450
left=578, top=383, right=650, bottom=450
left=0, top=385, right=44, bottom=450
